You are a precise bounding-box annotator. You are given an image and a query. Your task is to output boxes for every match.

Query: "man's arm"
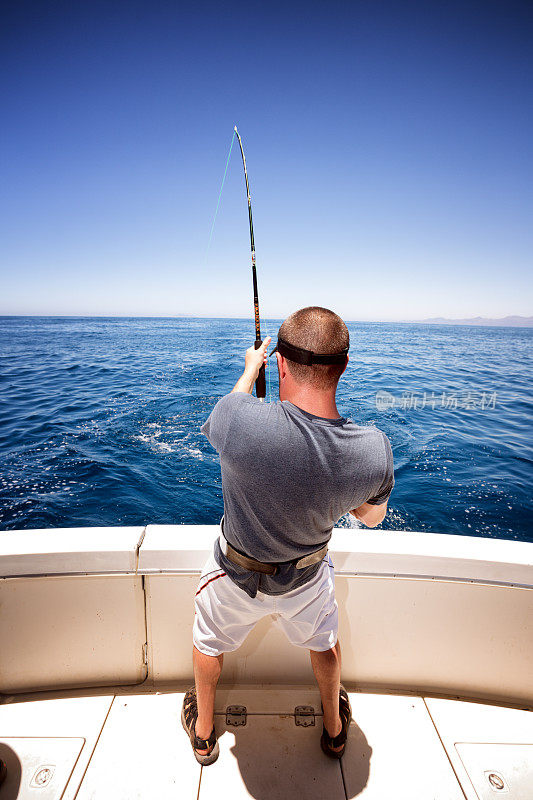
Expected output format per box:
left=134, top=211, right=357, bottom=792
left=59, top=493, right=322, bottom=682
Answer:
left=350, top=501, right=388, bottom=528
left=350, top=432, right=394, bottom=527
left=231, top=337, right=271, bottom=394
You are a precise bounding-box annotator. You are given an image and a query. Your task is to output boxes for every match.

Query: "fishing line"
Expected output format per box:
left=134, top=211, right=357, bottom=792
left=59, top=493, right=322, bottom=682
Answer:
left=205, top=131, right=236, bottom=261
left=206, top=127, right=268, bottom=401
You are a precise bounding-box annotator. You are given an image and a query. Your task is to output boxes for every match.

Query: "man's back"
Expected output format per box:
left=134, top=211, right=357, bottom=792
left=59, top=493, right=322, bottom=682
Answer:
left=202, top=392, right=394, bottom=562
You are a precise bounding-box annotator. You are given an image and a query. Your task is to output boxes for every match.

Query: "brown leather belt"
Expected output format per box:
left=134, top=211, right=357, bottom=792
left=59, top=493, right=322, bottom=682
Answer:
left=219, top=532, right=328, bottom=576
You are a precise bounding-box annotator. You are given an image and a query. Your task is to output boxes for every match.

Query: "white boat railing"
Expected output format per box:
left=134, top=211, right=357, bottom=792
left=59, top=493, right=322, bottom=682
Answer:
left=1, top=526, right=532, bottom=707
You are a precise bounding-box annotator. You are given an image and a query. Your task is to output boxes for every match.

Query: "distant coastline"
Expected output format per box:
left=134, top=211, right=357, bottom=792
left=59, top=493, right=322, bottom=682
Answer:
left=0, top=314, right=532, bottom=328
left=417, top=315, right=533, bottom=328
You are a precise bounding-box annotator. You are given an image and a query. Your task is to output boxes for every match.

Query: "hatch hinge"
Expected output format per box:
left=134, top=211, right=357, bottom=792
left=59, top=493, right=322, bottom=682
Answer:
left=142, top=642, right=148, bottom=666
left=226, top=705, right=247, bottom=726
left=294, top=706, right=315, bottom=727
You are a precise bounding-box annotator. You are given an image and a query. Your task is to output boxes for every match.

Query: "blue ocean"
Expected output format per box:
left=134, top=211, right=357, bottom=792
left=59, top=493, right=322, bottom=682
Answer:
left=1, top=317, right=532, bottom=542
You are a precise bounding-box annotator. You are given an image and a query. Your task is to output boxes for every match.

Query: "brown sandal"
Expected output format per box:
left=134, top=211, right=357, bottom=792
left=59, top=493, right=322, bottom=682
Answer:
left=321, top=685, right=352, bottom=759
left=181, top=686, right=220, bottom=765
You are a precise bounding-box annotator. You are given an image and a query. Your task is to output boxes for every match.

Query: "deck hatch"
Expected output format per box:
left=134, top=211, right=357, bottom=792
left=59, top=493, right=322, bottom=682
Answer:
left=0, top=736, right=84, bottom=799
left=204, top=712, right=344, bottom=799
left=455, top=743, right=533, bottom=800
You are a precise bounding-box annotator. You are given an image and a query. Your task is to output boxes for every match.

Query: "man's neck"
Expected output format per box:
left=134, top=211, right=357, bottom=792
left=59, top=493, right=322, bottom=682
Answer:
left=281, top=388, right=342, bottom=420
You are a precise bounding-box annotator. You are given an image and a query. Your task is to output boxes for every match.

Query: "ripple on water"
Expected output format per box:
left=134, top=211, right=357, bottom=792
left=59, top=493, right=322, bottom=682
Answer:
left=0, top=317, right=531, bottom=540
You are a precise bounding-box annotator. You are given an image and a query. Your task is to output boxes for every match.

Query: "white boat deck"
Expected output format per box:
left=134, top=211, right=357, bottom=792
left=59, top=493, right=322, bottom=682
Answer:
left=1, top=685, right=532, bottom=799
left=1, top=525, right=532, bottom=798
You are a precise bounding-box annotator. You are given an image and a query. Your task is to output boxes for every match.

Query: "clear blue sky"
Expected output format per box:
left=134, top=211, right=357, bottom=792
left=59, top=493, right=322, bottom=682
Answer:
left=1, top=0, right=532, bottom=320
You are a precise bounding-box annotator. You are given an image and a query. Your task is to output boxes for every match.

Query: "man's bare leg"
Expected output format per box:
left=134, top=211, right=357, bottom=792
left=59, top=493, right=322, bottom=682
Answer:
left=193, top=646, right=223, bottom=755
left=309, top=640, right=343, bottom=752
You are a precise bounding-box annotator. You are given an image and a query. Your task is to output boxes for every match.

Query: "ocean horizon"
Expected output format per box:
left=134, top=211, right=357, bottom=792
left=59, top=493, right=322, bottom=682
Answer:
left=1, top=314, right=531, bottom=328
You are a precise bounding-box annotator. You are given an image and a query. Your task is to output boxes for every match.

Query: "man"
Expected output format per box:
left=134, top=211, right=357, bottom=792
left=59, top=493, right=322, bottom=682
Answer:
left=181, top=306, right=394, bottom=765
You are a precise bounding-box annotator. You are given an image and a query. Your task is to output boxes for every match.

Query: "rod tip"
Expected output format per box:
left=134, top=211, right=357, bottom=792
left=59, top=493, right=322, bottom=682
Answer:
left=234, top=125, right=238, bottom=132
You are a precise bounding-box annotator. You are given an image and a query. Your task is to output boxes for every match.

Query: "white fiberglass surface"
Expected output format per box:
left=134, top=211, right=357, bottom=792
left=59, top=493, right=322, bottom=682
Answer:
left=2, top=689, right=532, bottom=799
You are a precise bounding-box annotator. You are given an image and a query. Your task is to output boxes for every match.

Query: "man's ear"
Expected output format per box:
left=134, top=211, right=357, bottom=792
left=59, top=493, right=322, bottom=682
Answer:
left=276, top=351, right=287, bottom=379
left=341, top=354, right=349, bottom=376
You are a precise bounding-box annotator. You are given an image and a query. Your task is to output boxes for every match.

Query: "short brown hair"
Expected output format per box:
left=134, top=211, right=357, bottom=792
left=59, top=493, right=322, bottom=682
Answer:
left=277, top=306, right=349, bottom=390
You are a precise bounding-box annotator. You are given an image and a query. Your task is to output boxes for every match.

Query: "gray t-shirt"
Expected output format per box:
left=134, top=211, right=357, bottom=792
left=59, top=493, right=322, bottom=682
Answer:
left=201, top=392, right=394, bottom=597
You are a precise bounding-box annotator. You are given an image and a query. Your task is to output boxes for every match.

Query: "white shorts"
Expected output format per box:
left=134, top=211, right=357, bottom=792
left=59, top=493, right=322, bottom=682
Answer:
left=193, top=550, right=338, bottom=657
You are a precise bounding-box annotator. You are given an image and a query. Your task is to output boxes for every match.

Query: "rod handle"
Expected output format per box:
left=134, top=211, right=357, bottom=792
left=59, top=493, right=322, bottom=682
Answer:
left=254, top=339, right=266, bottom=399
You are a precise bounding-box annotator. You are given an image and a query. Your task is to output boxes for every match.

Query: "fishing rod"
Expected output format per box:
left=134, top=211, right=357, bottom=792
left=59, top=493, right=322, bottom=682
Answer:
left=234, top=126, right=266, bottom=401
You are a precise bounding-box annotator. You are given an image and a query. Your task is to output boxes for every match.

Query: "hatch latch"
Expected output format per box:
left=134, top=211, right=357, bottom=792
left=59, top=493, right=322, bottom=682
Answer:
left=294, top=706, right=315, bottom=727
left=226, top=705, right=247, bottom=726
